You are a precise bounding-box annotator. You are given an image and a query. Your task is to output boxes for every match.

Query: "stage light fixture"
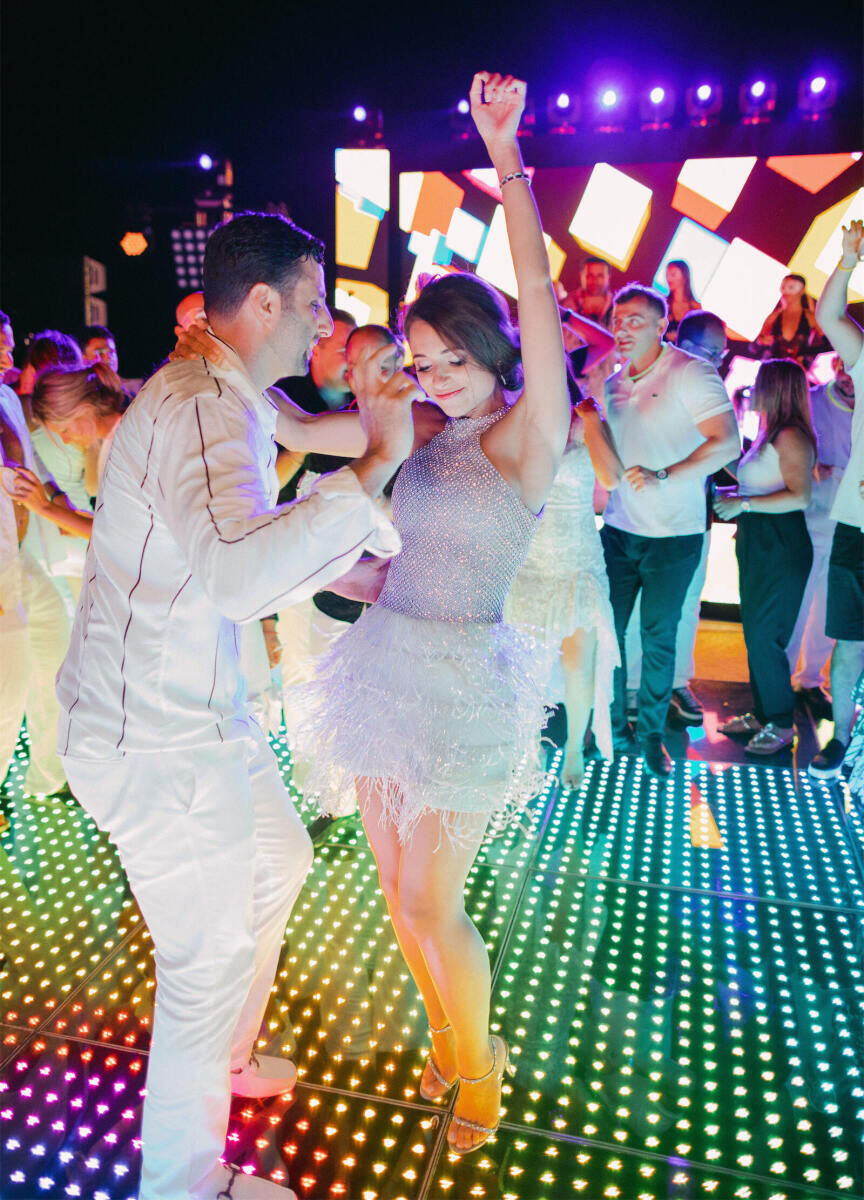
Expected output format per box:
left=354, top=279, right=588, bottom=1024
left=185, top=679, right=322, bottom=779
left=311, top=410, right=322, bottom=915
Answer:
left=457, top=99, right=470, bottom=115
left=170, top=226, right=209, bottom=290
left=119, top=231, right=148, bottom=257
left=352, top=105, right=367, bottom=123
left=639, top=84, right=675, bottom=128
left=739, top=79, right=776, bottom=123
left=600, top=87, right=618, bottom=109
left=197, top=153, right=213, bottom=171
left=547, top=91, right=580, bottom=130
left=592, top=86, right=626, bottom=131
left=685, top=82, right=723, bottom=124
left=797, top=74, right=837, bottom=118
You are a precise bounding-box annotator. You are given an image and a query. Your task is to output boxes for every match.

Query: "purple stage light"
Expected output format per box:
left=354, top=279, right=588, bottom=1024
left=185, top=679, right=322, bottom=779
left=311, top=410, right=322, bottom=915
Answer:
left=197, top=153, right=213, bottom=171
left=810, top=75, right=827, bottom=94
left=556, top=92, right=571, bottom=109
left=352, top=105, right=368, bottom=123
left=696, top=84, right=712, bottom=102
left=600, top=88, right=618, bottom=109
left=649, top=86, right=665, bottom=105
left=457, top=99, right=470, bottom=115
left=750, top=80, right=767, bottom=99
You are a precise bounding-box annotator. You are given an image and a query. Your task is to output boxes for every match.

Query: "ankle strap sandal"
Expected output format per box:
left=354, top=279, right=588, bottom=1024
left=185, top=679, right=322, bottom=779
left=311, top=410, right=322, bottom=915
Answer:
left=419, top=1021, right=458, bottom=1101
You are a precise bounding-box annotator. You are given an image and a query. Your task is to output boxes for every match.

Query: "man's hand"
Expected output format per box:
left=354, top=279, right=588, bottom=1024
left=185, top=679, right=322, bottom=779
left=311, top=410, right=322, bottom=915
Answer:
left=261, top=618, right=282, bottom=668
left=576, top=396, right=601, bottom=420
left=169, top=318, right=225, bottom=365
left=350, top=344, right=421, bottom=498
left=624, top=465, right=660, bottom=491
left=324, top=555, right=391, bottom=603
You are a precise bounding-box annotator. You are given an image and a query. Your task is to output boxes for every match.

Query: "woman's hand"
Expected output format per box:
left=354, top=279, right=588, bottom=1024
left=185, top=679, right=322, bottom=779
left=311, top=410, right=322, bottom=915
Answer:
left=1, top=466, right=52, bottom=514
left=169, top=318, right=225, bottom=365
left=469, top=72, right=526, bottom=150
left=840, top=219, right=864, bottom=266
left=713, top=488, right=745, bottom=519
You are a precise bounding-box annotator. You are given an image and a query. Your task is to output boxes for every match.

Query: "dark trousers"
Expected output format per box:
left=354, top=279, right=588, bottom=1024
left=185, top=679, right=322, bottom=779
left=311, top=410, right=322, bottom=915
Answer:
left=736, top=511, right=813, bottom=727
left=601, top=524, right=704, bottom=740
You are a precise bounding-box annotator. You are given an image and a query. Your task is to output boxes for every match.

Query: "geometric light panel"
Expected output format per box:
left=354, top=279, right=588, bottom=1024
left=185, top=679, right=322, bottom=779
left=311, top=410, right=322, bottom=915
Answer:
left=765, top=152, right=861, bottom=194
left=334, top=148, right=390, bottom=215
left=672, top=157, right=758, bottom=231
left=568, top=163, right=652, bottom=270
left=789, top=188, right=864, bottom=304
left=335, top=189, right=380, bottom=270
left=333, top=278, right=389, bottom=326
left=477, top=206, right=567, bottom=298
left=700, top=237, right=789, bottom=340
left=652, top=217, right=729, bottom=299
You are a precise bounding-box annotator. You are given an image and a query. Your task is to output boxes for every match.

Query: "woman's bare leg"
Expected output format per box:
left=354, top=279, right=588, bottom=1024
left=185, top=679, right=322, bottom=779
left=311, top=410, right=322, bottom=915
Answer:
left=561, top=628, right=597, bottom=787
left=357, top=778, right=456, bottom=1091
left=396, top=807, right=505, bottom=1151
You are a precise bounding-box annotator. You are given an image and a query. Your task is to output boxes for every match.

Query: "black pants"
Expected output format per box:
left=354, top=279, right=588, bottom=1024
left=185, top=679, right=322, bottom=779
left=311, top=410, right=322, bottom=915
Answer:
left=736, top=511, right=813, bottom=727
left=601, top=524, right=704, bottom=740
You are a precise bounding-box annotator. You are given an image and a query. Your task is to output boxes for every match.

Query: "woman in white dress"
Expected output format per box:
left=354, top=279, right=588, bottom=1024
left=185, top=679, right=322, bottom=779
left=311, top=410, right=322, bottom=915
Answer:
left=506, top=390, right=621, bottom=787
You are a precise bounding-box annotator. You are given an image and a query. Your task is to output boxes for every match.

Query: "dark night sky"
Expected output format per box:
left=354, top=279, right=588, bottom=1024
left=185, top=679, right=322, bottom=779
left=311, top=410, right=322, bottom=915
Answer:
left=2, top=0, right=861, bottom=375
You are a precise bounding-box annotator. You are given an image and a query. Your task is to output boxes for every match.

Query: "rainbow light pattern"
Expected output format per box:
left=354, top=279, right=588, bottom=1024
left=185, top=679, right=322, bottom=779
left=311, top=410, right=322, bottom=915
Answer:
left=1, top=718, right=863, bottom=1198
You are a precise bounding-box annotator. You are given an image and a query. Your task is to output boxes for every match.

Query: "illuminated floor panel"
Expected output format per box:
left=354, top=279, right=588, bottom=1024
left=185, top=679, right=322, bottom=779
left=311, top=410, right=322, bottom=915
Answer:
left=538, top=757, right=864, bottom=910
left=1, top=725, right=862, bottom=1200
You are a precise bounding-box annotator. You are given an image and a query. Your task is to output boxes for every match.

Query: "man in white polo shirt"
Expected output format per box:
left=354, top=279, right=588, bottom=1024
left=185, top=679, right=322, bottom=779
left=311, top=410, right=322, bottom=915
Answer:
left=809, top=218, right=864, bottom=780
left=57, top=212, right=417, bottom=1200
left=601, top=285, right=739, bottom=777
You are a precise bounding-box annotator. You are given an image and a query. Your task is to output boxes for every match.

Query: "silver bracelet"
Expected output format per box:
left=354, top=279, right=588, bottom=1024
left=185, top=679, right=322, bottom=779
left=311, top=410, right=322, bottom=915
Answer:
left=499, top=170, right=531, bottom=187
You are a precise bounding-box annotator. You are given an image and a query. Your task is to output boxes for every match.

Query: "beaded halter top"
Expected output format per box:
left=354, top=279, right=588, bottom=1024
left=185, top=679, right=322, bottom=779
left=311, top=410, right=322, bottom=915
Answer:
left=377, top=408, right=539, bottom=624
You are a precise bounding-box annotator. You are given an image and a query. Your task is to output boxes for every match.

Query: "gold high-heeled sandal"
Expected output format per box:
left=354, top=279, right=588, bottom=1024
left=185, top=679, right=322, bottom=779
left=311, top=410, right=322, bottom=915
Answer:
left=419, top=1021, right=458, bottom=1101
left=447, top=1035, right=515, bottom=1156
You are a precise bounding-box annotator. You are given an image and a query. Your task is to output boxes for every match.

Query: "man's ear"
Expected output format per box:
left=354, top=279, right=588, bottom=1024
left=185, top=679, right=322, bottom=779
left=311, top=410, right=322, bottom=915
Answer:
left=247, top=282, right=280, bottom=329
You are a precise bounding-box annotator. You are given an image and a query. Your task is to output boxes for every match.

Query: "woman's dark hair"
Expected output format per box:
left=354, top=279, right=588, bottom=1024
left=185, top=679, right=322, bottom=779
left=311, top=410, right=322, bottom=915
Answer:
left=203, top=211, right=325, bottom=319
left=753, top=358, right=818, bottom=455
left=26, top=330, right=83, bottom=375
left=782, top=273, right=811, bottom=310
left=667, top=259, right=697, bottom=303
left=401, top=272, right=523, bottom=392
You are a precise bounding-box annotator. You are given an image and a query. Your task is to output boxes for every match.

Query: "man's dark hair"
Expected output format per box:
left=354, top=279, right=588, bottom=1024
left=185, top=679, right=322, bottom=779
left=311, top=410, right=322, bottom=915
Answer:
left=203, top=212, right=325, bottom=318
left=613, top=284, right=668, bottom=321
left=677, top=309, right=725, bottom=346
left=584, top=256, right=610, bottom=270
left=330, top=309, right=358, bottom=330
left=26, top=330, right=84, bottom=374
left=80, top=324, right=114, bottom=346
left=0, top=310, right=11, bottom=328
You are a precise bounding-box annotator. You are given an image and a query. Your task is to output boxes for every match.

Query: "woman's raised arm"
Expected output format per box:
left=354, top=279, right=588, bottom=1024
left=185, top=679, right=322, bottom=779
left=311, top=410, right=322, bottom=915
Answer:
left=472, top=72, right=570, bottom=512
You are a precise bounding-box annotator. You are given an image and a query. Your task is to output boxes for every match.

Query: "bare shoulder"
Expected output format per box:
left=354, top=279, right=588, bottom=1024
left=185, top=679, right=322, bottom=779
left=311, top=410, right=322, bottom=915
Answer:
left=411, top=400, right=447, bottom=451
left=774, top=425, right=814, bottom=459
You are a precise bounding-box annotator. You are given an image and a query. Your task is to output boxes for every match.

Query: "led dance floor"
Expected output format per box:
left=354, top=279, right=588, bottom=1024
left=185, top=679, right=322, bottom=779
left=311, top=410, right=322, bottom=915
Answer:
left=1, top=728, right=862, bottom=1200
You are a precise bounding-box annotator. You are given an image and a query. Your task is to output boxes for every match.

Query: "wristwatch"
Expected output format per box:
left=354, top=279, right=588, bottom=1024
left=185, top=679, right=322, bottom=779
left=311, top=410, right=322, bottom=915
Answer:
left=654, top=468, right=669, bottom=482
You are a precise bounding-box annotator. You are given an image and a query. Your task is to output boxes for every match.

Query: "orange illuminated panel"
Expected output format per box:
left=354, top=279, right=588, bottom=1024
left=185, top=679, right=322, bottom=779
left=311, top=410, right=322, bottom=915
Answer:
left=766, top=153, right=861, bottom=194
left=410, top=172, right=465, bottom=237
left=671, top=183, right=729, bottom=232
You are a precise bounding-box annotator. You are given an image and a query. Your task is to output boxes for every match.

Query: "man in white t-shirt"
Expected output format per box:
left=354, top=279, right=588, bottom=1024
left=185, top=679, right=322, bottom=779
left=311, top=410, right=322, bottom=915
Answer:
left=601, top=285, right=739, bottom=777
left=809, top=219, right=864, bottom=779
left=56, top=212, right=419, bottom=1200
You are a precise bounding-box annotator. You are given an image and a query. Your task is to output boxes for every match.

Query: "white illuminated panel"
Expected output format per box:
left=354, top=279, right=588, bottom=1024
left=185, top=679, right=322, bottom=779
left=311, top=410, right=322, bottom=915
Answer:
left=334, top=285, right=371, bottom=326
left=813, top=187, right=864, bottom=293
left=334, top=148, right=390, bottom=214
left=653, top=218, right=729, bottom=299
left=399, top=172, right=424, bottom=232
left=568, top=163, right=652, bottom=270
left=700, top=239, right=789, bottom=341
left=676, top=157, right=757, bottom=216
left=477, top=206, right=563, bottom=298
left=445, top=206, right=487, bottom=262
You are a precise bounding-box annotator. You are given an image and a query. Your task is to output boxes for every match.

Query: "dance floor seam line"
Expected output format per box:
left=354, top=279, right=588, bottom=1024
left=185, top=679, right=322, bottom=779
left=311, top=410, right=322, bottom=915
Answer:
left=574, top=870, right=864, bottom=914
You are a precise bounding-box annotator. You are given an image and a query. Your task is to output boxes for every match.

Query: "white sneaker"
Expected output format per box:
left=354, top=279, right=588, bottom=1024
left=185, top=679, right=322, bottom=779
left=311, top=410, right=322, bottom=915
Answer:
left=202, top=1163, right=297, bottom=1200
left=231, top=1051, right=297, bottom=1098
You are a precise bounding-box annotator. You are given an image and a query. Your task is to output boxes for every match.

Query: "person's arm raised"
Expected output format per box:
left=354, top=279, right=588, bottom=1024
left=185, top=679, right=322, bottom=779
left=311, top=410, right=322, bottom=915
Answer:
left=815, top=219, right=864, bottom=369
left=472, top=72, right=570, bottom=512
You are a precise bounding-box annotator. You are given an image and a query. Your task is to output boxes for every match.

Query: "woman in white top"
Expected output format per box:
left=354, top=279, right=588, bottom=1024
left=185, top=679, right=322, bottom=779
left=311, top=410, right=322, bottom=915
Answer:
left=714, top=359, right=817, bottom=753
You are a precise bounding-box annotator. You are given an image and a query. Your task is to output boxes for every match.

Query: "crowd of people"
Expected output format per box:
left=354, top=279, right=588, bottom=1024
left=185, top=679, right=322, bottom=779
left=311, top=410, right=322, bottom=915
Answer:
left=0, top=69, right=862, bottom=1200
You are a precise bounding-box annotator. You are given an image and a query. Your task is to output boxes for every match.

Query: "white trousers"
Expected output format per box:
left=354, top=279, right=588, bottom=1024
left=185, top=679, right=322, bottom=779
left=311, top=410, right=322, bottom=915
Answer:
left=0, top=549, right=69, bottom=794
left=62, top=731, right=313, bottom=1200
left=786, top=510, right=835, bottom=691
left=626, top=531, right=710, bottom=691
